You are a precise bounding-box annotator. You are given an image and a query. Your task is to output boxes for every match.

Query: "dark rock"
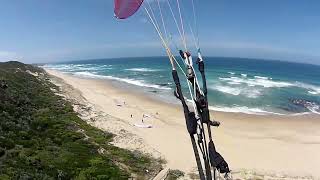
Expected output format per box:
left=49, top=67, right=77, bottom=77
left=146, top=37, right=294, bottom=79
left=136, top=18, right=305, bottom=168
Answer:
left=290, top=98, right=318, bottom=107
left=289, top=98, right=320, bottom=113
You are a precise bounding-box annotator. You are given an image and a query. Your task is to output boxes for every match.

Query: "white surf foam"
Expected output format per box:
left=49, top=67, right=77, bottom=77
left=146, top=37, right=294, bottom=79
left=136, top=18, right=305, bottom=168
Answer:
left=42, top=64, right=74, bottom=71
left=102, top=64, right=112, bottom=67
left=254, top=76, right=269, bottom=80
left=77, top=67, right=104, bottom=71
left=125, top=68, right=160, bottom=72
left=211, top=85, right=262, bottom=98
left=212, top=85, right=241, bottom=96
left=226, top=81, right=241, bottom=85
left=106, top=76, right=171, bottom=90
left=186, top=98, right=285, bottom=115
left=219, top=74, right=320, bottom=96
left=219, top=76, right=293, bottom=88
left=289, top=112, right=313, bottom=116
left=43, top=64, right=112, bottom=72
left=208, top=105, right=285, bottom=115
left=187, top=98, right=307, bottom=115
left=73, top=71, right=101, bottom=78
left=246, top=89, right=262, bottom=98
left=253, top=78, right=293, bottom=88
left=73, top=71, right=171, bottom=90
left=308, top=91, right=318, bottom=95
left=307, top=105, right=320, bottom=115
left=294, top=82, right=320, bottom=95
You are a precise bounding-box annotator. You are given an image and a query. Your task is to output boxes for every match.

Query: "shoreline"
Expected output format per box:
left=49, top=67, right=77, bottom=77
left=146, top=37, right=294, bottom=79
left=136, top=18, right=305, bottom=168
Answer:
left=46, top=69, right=320, bottom=179
left=47, top=69, right=319, bottom=118
left=42, top=61, right=320, bottom=116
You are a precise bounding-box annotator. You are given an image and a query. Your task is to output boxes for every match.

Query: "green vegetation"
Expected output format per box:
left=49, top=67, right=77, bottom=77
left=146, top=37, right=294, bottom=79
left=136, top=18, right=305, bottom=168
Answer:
left=0, top=61, right=162, bottom=179
left=165, top=169, right=184, bottom=180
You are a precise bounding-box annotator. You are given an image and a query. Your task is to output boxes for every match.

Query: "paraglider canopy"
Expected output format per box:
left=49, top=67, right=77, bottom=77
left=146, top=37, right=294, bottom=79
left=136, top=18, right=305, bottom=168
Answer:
left=114, top=0, right=144, bottom=19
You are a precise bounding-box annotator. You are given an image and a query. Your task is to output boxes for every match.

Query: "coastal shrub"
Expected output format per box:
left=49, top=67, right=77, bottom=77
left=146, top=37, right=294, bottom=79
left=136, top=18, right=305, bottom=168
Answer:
left=0, top=61, right=162, bottom=179
left=166, top=169, right=185, bottom=180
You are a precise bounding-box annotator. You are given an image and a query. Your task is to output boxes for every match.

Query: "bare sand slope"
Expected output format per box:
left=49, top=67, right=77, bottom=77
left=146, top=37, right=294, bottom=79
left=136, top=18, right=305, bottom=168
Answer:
left=46, top=69, right=320, bottom=179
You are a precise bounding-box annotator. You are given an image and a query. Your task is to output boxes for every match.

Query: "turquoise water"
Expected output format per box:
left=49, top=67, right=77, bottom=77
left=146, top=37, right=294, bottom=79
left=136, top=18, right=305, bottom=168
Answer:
left=43, top=57, right=320, bottom=115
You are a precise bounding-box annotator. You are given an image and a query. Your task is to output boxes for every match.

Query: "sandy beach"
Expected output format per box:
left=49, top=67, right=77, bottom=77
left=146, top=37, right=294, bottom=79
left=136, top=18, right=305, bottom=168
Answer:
left=46, top=69, right=320, bottom=179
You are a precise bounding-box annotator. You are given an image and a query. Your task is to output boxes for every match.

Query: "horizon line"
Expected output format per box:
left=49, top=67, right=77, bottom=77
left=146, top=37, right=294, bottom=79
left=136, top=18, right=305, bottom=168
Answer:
left=33, top=55, right=319, bottom=67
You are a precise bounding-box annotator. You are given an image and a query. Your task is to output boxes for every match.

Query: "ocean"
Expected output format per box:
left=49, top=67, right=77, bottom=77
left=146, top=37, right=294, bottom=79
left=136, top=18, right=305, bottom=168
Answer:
left=43, top=57, right=320, bottom=115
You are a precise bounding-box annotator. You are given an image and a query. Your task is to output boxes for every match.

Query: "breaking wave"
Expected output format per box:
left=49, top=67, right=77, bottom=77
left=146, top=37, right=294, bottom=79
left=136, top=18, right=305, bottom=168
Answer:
left=212, top=85, right=241, bottom=96
left=294, top=82, right=320, bottom=95
left=210, top=85, right=262, bottom=98
left=254, top=76, right=269, bottom=80
left=219, top=76, right=293, bottom=88
left=43, top=64, right=112, bottom=72
left=42, top=64, right=73, bottom=71
left=73, top=71, right=171, bottom=90
left=185, top=98, right=283, bottom=115
left=307, top=104, right=320, bottom=114
left=73, top=71, right=102, bottom=78
left=208, top=105, right=285, bottom=115
left=188, top=99, right=313, bottom=115
left=125, top=68, right=160, bottom=72
left=219, top=74, right=320, bottom=95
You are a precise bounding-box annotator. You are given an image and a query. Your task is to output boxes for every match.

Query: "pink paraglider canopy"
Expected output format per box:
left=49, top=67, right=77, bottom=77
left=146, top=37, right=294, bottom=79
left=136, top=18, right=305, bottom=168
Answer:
left=114, top=0, right=144, bottom=19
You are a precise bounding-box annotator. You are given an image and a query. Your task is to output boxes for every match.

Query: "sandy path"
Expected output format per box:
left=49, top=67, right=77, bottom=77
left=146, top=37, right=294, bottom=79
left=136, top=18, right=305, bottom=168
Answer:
left=46, top=69, right=320, bottom=179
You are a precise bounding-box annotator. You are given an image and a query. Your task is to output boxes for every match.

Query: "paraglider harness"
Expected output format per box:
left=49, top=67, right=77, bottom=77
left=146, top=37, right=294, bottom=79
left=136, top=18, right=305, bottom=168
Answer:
left=113, top=0, right=230, bottom=178
left=172, top=49, right=230, bottom=180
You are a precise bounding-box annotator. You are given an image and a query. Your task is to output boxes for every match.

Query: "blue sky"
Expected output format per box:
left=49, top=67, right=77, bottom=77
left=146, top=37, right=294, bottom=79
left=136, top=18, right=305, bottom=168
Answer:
left=0, top=0, right=319, bottom=65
